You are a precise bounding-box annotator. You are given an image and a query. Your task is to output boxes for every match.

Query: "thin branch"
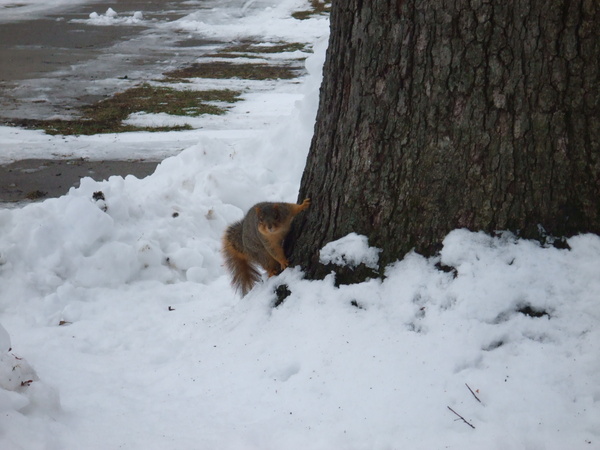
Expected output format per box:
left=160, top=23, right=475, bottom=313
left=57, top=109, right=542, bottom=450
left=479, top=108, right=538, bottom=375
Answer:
left=447, top=406, right=475, bottom=429
left=465, top=383, right=482, bottom=403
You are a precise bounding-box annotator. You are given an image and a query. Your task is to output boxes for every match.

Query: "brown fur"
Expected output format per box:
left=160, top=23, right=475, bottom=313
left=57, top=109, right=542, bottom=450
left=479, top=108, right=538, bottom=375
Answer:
left=222, top=199, right=310, bottom=296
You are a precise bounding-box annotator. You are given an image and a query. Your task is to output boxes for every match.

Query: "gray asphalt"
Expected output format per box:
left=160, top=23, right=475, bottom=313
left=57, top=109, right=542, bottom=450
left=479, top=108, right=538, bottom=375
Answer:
left=0, top=158, right=160, bottom=203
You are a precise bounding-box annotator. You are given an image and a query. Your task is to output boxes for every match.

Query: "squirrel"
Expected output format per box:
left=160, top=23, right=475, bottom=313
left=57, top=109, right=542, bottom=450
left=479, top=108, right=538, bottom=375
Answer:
left=222, top=198, right=311, bottom=296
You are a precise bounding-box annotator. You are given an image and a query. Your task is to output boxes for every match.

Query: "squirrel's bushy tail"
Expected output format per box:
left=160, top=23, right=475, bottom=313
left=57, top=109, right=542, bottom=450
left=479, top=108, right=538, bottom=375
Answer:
left=222, top=223, right=261, bottom=296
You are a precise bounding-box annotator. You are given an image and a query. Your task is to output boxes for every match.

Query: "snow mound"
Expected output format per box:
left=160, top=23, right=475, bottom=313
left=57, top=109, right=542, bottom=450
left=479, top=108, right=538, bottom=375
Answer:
left=0, top=346, right=38, bottom=394
left=319, top=232, right=381, bottom=269
left=78, top=8, right=144, bottom=26
left=0, top=323, right=60, bottom=448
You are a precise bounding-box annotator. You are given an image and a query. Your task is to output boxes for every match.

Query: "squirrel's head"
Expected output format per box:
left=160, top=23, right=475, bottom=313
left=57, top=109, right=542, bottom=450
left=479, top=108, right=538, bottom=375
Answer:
left=256, top=204, right=283, bottom=234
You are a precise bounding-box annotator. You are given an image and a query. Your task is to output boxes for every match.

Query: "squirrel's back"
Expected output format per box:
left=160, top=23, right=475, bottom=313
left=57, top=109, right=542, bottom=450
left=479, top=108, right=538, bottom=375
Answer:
left=222, top=199, right=310, bottom=296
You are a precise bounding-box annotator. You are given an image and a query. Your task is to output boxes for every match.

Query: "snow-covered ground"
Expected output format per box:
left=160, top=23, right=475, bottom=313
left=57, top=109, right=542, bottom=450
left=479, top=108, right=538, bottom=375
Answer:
left=1, top=1, right=599, bottom=449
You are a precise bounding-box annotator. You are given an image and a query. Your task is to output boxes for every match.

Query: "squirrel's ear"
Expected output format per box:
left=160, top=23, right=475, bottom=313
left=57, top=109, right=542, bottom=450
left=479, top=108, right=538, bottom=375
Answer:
left=273, top=204, right=279, bottom=211
left=255, top=206, right=262, bottom=216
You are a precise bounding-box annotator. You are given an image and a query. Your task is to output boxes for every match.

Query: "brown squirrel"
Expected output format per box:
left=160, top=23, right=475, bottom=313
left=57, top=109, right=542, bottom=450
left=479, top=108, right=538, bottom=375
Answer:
left=222, top=198, right=311, bottom=296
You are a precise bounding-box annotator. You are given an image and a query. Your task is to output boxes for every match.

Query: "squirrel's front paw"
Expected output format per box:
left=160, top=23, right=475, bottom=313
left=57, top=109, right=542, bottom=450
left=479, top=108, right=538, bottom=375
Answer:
left=300, top=198, right=311, bottom=210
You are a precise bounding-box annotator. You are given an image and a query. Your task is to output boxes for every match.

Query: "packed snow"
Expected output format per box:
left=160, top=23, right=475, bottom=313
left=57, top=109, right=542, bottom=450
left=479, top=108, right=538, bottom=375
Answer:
left=1, top=1, right=599, bottom=449
left=319, top=233, right=382, bottom=270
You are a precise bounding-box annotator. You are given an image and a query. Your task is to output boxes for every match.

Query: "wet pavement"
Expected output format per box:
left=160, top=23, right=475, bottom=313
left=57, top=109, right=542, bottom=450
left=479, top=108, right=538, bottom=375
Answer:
left=0, top=0, right=220, bottom=120
left=0, top=158, right=160, bottom=202
left=0, top=0, right=222, bottom=202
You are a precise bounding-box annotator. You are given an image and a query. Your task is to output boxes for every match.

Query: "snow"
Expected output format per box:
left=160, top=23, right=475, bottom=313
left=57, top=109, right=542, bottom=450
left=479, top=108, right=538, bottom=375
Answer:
left=319, top=233, right=381, bottom=270
left=77, top=8, right=145, bottom=26
left=1, top=1, right=600, bottom=449
left=168, top=0, right=328, bottom=42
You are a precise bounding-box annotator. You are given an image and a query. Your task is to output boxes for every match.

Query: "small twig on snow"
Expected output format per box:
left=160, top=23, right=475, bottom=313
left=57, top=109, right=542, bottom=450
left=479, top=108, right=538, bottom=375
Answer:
left=465, top=383, right=482, bottom=403
left=447, top=406, right=475, bottom=429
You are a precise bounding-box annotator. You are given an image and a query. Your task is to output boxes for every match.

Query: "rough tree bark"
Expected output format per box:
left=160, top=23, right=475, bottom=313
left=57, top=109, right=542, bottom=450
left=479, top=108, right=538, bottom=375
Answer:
left=288, top=0, right=600, bottom=278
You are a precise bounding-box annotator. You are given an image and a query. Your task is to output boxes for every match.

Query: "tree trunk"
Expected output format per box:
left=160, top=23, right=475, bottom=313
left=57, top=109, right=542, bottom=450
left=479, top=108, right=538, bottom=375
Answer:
left=289, top=0, right=600, bottom=278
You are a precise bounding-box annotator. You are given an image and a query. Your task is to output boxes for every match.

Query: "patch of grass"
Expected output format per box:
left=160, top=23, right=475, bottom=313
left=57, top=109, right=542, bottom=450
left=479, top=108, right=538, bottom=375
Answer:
left=86, top=84, right=239, bottom=118
left=221, top=41, right=308, bottom=54
left=292, top=0, right=331, bottom=20
left=165, top=62, right=300, bottom=81
left=203, top=52, right=263, bottom=60
left=204, top=42, right=309, bottom=60
left=25, top=190, right=47, bottom=200
left=12, top=84, right=241, bottom=136
left=19, top=119, right=193, bottom=136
